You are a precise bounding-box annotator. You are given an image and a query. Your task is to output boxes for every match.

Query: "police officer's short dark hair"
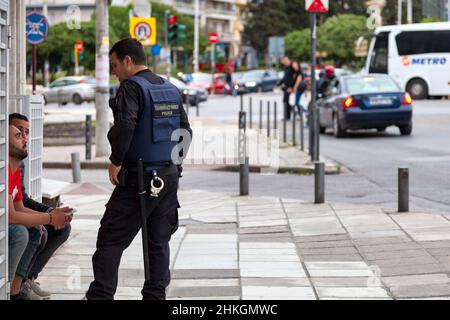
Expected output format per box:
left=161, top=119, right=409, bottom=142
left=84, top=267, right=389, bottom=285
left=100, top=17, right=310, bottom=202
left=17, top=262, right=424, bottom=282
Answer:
left=9, top=113, right=29, bottom=123
left=109, top=38, right=147, bottom=65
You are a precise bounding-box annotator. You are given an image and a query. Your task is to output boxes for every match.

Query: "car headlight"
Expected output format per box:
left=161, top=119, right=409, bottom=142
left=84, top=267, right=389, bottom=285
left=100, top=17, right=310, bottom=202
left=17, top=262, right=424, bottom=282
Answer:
left=183, top=90, right=189, bottom=95
left=245, top=81, right=257, bottom=87
left=234, top=85, right=239, bottom=90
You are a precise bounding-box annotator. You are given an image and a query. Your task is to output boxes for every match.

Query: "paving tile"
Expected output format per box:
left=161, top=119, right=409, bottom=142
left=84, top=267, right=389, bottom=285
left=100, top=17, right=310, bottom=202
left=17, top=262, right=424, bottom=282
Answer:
left=427, top=248, right=450, bottom=256
left=367, top=256, right=439, bottom=268
left=242, top=286, right=316, bottom=300
left=169, top=279, right=240, bottom=287
left=296, top=240, right=355, bottom=249
left=378, top=263, right=446, bottom=277
left=239, top=226, right=290, bottom=234
left=390, top=284, right=450, bottom=299
left=357, top=243, right=423, bottom=253
left=172, top=269, right=240, bottom=279
left=312, top=277, right=383, bottom=287
left=294, top=234, right=350, bottom=243
left=299, top=247, right=358, bottom=255
left=382, top=274, right=450, bottom=287
left=168, top=286, right=241, bottom=298
left=361, top=249, right=432, bottom=261
left=241, top=277, right=311, bottom=287
left=353, top=236, right=411, bottom=246
left=316, top=287, right=390, bottom=299
left=419, top=240, right=450, bottom=249
left=301, top=254, right=364, bottom=262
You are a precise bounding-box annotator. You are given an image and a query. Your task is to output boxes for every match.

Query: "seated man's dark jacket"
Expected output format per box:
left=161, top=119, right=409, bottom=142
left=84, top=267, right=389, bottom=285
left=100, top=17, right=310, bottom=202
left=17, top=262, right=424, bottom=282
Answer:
left=20, top=162, right=51, bottom=213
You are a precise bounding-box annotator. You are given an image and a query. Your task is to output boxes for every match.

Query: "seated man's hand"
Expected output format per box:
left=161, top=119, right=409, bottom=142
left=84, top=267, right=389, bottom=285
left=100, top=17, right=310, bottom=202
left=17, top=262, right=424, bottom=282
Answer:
left=109, top=163, right=122, bottom=186
left=50, top=207, right=71, bottom=229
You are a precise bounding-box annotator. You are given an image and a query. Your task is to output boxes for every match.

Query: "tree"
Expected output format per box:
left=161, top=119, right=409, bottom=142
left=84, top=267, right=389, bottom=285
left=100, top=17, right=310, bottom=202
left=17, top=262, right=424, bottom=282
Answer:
left=285, top=14, right=370, bottom=63
left=243, top=0, right=291, bottom=53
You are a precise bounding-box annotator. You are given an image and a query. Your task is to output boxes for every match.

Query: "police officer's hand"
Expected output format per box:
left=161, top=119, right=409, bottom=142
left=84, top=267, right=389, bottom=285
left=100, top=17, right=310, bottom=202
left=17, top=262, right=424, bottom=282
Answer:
left=109, top=163, right=122, bottom=186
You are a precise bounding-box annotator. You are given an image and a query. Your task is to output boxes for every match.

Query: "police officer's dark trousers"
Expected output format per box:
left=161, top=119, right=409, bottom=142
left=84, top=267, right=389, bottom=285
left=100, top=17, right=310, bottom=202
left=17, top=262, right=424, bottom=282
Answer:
left=86, top=172, right=179, bottom=300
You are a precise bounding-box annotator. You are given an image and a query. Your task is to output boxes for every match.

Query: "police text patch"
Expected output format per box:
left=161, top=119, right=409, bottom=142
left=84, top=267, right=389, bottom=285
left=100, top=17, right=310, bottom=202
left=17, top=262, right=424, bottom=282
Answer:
left=154, top=103, right=180, bottom=117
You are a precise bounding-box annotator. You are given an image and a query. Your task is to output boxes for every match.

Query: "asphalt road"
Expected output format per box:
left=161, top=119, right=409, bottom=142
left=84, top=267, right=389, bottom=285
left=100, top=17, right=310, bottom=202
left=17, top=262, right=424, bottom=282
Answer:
left=44, top=92, right=450, bottom=214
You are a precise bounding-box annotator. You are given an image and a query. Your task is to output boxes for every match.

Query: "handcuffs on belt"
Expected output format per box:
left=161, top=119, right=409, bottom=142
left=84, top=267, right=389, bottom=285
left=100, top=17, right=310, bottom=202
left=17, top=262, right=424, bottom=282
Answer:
left=149, top=170, right=164, bottom=197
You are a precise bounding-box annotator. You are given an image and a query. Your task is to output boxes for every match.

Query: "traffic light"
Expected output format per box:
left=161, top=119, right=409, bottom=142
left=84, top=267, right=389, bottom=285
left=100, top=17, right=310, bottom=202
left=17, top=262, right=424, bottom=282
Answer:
left=166, top=14, right=187, bottom=44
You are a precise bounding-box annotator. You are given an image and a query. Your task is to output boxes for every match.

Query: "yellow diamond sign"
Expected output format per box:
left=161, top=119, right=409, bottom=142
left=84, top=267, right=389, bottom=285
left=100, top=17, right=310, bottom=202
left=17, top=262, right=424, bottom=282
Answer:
left=130, top=17, right=156, bottom=46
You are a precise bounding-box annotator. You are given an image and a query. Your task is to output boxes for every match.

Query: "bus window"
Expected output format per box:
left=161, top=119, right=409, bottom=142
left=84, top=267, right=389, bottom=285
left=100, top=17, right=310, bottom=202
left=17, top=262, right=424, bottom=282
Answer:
left=369, top=32, right=389, bottom=74
left=396, top=31, right=450, bottom=55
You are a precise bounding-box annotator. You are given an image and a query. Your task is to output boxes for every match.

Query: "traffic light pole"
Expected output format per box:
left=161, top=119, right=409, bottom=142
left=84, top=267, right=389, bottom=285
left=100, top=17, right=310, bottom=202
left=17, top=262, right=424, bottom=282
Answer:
left=310, top=12, right=319, bottom=162
left=194, top=0, right=199, bottom=73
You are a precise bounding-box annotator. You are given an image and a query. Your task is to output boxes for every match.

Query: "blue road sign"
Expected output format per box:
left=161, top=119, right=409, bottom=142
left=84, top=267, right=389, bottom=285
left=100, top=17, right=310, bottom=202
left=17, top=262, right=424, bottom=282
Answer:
left=26, top=11, right=49, bottom=45
left=151, top=44, right=161, bottom=56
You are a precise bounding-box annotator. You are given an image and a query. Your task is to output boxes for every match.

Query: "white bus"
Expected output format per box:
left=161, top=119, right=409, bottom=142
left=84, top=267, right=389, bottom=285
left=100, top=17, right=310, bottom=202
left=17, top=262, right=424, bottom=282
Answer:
left=365, top=22, right=450, bottom=99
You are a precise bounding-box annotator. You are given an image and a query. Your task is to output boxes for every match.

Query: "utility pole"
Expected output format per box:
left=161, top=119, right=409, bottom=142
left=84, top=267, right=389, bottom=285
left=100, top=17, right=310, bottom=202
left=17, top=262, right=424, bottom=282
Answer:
left=95, top=0, right=110, bottom=158
left=407, top=0, right=413, bottom=24
left=448, top=0, right=450, bottom=22
left=398, top=0, right=402, bottom=24
left=194, top=0, right=199, bottom=73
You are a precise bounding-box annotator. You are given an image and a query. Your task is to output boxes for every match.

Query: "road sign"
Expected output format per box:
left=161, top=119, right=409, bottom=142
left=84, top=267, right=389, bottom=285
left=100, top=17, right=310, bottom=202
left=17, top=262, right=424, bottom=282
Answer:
left=26, top=11, right=49, bottom=45
left=306, top=0, right=329, bottom=13
left=151, top=44, right=161, bottom=56
left=208, top=32, right=219, bottom=44
left=130, top=17, right=156, bottom=46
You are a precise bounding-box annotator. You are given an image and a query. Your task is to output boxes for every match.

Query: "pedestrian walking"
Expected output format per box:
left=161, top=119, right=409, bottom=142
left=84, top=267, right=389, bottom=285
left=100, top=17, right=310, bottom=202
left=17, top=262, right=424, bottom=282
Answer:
left=292, top=61, right=307, bottom=116
left=85, top=38, right=192, bottom=300
left=278, top=56, right=295, bottom=120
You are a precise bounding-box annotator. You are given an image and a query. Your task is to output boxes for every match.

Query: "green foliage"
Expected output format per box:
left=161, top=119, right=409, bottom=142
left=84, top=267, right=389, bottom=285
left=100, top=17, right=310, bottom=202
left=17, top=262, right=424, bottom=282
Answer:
left=285, top=14, right=370, bottom=63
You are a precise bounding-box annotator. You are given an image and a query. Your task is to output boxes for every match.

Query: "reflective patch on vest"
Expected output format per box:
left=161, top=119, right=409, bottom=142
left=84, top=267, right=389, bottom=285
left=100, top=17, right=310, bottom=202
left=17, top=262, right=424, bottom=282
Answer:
left=154, top=103, right=180, bottom=117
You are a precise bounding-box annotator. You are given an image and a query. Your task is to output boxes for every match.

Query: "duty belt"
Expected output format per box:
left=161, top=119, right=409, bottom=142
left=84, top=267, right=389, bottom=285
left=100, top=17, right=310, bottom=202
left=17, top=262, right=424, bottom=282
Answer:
left=118, top=163, right=178, bottom=189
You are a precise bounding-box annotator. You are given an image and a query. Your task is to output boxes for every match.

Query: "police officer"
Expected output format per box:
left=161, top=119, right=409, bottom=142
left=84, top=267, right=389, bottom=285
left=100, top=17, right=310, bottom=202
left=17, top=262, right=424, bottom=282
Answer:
left=86, top=38, right=192, bottom=300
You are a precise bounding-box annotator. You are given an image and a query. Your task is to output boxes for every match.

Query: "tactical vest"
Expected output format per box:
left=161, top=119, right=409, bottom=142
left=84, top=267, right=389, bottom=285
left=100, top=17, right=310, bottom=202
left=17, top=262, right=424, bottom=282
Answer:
left=124, top=75, right=181, bottom=164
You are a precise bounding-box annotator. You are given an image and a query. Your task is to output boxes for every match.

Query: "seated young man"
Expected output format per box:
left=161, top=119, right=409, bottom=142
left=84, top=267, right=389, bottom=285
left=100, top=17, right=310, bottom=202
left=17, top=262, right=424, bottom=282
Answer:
left=10, top=113, right=73, bottom=299
left=8, top=124, right=70, bottom=300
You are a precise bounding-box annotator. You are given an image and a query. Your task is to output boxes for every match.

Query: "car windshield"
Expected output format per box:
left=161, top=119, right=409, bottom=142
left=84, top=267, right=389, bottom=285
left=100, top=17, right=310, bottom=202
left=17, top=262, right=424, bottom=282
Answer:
left=345, top=76, right=400, bottom=95
left=191, top=73, right=212, bottom=83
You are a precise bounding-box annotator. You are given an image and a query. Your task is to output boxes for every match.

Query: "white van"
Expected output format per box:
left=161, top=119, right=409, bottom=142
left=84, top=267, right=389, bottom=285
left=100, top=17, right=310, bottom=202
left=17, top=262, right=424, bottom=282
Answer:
left=365, top=22, right=450, bottom=99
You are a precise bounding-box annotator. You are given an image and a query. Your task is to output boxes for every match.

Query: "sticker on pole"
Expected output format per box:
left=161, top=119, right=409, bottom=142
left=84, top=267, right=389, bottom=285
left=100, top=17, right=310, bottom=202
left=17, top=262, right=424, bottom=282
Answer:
left=130, top=17, right=156, bottom=46
left=306, top=0, right=329, bottom=13
left=26, top=11, right=49, bottom=45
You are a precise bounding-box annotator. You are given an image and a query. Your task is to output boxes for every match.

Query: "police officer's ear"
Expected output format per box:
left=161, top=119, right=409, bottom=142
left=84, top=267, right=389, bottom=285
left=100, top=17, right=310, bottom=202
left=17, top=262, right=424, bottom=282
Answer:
left=123, top=55, right=133, bottom=68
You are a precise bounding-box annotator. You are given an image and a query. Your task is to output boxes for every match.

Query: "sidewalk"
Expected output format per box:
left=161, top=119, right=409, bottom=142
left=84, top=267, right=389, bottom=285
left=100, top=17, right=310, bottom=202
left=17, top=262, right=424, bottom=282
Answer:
left=42, top=117, right=340, bottom=174
left=39, top=183, right=450, bottom=300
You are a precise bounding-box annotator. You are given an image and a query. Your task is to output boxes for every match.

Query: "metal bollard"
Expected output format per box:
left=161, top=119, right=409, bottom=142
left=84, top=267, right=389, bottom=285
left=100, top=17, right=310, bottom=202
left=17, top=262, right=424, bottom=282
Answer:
left=274, top=101, right=278, bottom=130
left=71, top=152, right=82, bottom=183
left=240, top=150, right=250, bottom=196
left=283, top=108, right=287, bottom=143
left=240, top=94, right=243, bottom=112
left=259, top=100, right=263, bottom=130
left=85, top=115, right=92, bottom=160
left=315, top=162, right=325, bottom=204
left=292, top=110, right=297, bottom=146
left=300, top=107, right=305, bottom=151
left=267, top=101, right=271, bottom=137
left=196, top=95, right=200, bottom=117
left=249, top=97, right=253, bottom=129
left=398, top=168, right=409, bottom=212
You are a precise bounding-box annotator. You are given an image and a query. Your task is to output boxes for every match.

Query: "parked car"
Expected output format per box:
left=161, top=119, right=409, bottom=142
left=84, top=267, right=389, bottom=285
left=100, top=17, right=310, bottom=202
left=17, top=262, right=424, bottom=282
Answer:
left=317, top=74, right=413, bottom=137
left=43, top=76, right=96, bottom=105
left=160, top=75, right=208, bottom=105
left=187, top=72, right=237, bottom=95
left=235, top=69, right=279, bottom=94
left=109, top=75, right=208, bottom=106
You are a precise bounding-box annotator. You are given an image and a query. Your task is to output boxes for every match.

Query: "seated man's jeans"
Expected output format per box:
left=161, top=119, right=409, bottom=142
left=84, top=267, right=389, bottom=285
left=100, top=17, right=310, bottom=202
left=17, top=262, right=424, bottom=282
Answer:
left=8, top=225, right=42, bottom=280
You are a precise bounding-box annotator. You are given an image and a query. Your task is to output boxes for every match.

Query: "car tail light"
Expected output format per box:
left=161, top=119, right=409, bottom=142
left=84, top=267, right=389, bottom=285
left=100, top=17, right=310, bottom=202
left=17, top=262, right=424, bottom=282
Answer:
left=342, top=97, right=358, bottom=108
left=402, top=93, right=412, bottom=105
left=79, top=79, right=86, bottom=84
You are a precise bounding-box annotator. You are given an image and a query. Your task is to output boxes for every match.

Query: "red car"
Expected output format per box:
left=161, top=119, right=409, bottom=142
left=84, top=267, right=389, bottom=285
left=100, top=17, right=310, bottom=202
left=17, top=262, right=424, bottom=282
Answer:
left=187, top=73, right=236, bottom=95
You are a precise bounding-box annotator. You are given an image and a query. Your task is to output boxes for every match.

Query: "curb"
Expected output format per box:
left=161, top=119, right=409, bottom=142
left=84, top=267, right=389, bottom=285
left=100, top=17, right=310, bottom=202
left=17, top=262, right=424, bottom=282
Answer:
left=43, top=161, right=340, bottom=175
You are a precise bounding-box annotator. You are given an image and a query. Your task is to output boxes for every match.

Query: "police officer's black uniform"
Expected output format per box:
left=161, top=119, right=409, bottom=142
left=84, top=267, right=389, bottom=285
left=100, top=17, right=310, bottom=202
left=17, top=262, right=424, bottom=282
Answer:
left=86, top=69, right=192, bottom=300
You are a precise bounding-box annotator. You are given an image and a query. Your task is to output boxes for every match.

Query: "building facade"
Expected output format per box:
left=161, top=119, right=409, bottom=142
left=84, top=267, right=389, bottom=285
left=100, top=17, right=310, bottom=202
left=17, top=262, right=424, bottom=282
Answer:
left=422, top=0, right=449, bottom=21
left=161, top=0, right=246, bottom=61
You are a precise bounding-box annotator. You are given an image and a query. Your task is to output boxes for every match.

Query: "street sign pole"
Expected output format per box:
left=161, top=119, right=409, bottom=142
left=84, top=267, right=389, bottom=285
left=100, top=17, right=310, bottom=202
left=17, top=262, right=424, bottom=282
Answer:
left=32, top=45, right=37, bottom=94
left=211, top=44, right=215, bottom=84
left=310, top=12, right=318, bottom=161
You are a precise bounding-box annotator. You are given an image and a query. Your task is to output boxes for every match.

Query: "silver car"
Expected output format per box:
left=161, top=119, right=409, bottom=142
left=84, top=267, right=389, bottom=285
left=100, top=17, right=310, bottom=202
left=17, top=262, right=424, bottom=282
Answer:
left=43, top=76, right=96, bottom=105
